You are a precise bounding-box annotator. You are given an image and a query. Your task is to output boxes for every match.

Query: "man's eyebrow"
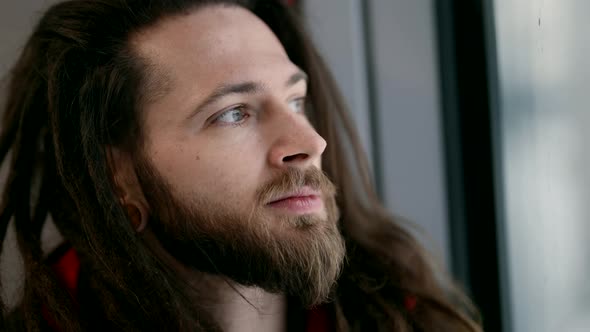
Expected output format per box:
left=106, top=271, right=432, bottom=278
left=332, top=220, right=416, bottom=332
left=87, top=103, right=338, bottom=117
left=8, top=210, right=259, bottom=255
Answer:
left=186, top=70, right=308, bottom=121
left=187, top=81, right=262, bottom=121
left=286, top=70, right=308, bottom=87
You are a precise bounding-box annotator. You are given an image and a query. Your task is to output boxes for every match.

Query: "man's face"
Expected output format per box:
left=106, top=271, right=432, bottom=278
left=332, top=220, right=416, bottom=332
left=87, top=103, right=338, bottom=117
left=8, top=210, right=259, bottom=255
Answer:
left=129, top=5, right=345, bottom=306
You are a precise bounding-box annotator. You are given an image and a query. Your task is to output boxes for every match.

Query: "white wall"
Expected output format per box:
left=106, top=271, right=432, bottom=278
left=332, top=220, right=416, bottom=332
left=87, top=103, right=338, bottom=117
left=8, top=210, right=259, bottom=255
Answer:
left=494, top=0, right=590, bottom=331
left=368, top=0, right=449, bottom=264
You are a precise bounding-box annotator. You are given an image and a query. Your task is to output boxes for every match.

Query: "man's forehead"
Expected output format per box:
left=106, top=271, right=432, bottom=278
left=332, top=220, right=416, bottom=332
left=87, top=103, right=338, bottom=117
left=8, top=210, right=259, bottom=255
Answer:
left=129, top=5, right=297, bottom=110
left=131, top=5, right=288, bottom=73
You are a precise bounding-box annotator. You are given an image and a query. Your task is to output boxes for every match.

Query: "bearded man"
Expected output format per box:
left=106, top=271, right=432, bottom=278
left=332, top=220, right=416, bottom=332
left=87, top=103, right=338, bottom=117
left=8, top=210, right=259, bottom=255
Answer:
left=0, top=0, right=481, bottom=331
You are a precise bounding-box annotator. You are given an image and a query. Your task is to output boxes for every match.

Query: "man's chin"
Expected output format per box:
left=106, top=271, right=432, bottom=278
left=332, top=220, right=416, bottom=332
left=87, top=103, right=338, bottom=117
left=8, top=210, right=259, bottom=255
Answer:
left=263, top=206, right=331, bottom=230
left=271, top=213, right=319, bottom=228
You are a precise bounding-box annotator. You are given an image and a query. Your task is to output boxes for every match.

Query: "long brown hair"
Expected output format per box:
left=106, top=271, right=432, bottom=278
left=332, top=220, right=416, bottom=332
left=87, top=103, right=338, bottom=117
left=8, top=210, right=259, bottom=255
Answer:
left=0, top=0, right=482, bottom=331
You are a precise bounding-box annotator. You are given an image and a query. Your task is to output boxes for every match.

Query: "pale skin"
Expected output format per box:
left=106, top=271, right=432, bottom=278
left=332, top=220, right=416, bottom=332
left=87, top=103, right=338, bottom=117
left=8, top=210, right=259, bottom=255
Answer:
left=110, top=5, right=328, bottom=332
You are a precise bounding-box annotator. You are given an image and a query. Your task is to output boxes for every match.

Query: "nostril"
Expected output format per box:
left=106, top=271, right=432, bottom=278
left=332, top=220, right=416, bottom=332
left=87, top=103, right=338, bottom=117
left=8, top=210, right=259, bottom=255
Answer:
left=282, top=153, right=308, bottom=163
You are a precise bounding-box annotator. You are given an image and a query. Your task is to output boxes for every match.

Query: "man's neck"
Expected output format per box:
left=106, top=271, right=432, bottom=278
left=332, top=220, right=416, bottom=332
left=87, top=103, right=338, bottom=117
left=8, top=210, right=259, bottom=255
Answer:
left=141, top=229, right=288, bottom=332
left=196, top=276, right=288, bottom=332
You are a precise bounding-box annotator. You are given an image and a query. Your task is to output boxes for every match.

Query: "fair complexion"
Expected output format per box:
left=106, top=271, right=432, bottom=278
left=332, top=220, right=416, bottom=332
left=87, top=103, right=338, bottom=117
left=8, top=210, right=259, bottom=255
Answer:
left=114, top=5, right=328, bottom=332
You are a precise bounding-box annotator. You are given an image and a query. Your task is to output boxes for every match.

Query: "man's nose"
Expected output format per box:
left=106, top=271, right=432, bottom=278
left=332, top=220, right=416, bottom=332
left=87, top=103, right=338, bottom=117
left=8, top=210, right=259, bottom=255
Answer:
left=266, top=110, right=327, bottom=169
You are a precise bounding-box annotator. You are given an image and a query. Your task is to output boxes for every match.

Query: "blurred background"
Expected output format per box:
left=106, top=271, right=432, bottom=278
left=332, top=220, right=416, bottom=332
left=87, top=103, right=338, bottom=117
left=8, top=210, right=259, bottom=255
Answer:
left=1, top=1, right=589, bottom=331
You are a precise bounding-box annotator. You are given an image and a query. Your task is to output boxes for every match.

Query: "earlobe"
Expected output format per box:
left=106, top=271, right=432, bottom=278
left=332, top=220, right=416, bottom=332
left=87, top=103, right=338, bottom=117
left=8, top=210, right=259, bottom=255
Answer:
left=123, top=200, right=149, bottom=233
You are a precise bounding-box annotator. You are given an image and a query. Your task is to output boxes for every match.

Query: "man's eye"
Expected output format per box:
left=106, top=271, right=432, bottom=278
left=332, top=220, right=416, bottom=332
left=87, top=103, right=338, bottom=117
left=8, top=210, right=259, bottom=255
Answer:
left=213, top=107, right=248, bottom=125
left=288, top=97, right=306, bottom=113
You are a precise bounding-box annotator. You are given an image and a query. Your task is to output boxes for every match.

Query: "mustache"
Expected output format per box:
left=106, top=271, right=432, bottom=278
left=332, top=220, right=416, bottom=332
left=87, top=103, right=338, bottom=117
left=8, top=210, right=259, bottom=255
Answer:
left=256, top=167, right=337, bottom=204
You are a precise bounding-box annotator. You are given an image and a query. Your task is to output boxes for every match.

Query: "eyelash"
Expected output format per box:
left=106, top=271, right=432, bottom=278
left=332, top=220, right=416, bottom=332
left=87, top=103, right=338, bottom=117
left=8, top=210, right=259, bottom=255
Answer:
left=210, top=105, right=249, bottom=127
left=209, top=96, right=308, bottom=128
left=289, top=97, right=306, bottom=114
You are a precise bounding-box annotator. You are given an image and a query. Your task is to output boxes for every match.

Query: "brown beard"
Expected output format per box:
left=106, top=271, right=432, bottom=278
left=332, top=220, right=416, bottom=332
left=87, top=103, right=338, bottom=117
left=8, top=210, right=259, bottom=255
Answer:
left=134, top=156, right=345, bottom=307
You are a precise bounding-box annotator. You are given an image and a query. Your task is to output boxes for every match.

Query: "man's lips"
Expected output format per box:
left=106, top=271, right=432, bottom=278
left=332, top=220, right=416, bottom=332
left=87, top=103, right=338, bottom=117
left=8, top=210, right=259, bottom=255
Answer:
left=267, top=186, right=321, bottom=203
left=266, top=186, right=323, bottom=214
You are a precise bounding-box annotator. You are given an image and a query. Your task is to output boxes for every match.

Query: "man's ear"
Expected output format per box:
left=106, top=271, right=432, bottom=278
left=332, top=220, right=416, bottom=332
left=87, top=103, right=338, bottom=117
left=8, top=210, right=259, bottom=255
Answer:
left=106, top=146, right=150, bottom=232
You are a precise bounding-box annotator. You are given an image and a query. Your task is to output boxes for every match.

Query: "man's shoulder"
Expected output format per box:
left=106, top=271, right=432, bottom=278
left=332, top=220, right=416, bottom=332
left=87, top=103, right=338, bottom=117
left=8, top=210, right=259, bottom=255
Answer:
left=3, top=243, right=77, bottom=332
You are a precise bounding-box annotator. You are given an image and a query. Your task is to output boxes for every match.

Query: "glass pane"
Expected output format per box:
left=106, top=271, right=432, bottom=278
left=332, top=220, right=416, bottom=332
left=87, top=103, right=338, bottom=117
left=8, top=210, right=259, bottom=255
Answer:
left=494, top=1, right=590, bottom=331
